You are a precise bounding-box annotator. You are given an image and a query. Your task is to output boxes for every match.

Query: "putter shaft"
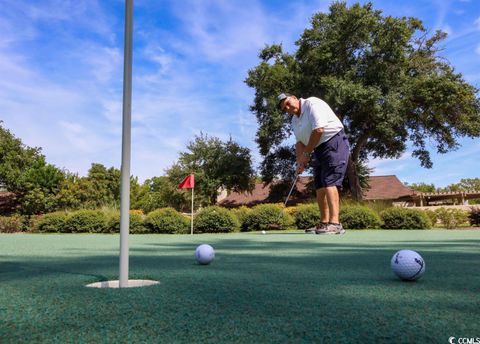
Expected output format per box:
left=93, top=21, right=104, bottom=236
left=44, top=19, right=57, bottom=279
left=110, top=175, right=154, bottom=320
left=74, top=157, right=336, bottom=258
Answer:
left=284, top=174, right=299, bottom=207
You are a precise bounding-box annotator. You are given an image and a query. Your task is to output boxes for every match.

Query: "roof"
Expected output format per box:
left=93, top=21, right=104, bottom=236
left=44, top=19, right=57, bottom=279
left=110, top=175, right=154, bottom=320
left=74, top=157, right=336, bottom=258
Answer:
left=218, top=176, right=313, bottom=207
left=363, top=175, right=415, bottom=200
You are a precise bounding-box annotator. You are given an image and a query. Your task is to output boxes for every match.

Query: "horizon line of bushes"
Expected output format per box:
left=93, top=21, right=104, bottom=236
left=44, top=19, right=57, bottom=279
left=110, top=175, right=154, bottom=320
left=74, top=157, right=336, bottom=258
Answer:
left=1, top=203, right=479, bottom=234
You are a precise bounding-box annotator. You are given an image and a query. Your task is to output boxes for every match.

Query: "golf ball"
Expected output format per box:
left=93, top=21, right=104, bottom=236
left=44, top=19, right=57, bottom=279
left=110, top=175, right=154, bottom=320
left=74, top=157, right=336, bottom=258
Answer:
left=261, top=230, right=266, bottom=235
left=195, top=244, right=215, bottom=265
left=391, top=250, right=425, bottom=281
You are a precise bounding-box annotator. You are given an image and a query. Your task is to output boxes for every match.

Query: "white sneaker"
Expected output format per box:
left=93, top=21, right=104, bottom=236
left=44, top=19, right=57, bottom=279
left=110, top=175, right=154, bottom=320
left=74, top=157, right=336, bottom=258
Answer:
left=306, top=222, right=327, bottom=234
left=319, top=223, right=346, bottom=235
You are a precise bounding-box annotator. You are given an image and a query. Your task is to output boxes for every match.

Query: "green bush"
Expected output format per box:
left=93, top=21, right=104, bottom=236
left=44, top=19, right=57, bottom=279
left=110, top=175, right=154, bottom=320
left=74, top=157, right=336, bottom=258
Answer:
left=435, top=207, right=469, bottom=229
left=294, top=204, right=321, bottom=230
left=230, top=206, right=252, bottom=230
left=423, top=209, right=438, bottom=226
left=0, top=216, right=23, bottom=233
left=106, top=212, right=148, bottom=234
left=340, top=206, right=381, bottom=229
left=23, top=215, right=42, bottom=232
left=145, top=208, right=190, bottom=234
left=242, top=204, right=293, bottom=232
left=469, top=207, right=480, bottom=226
left=36, top=212, right=69, bottom=233
left=66, top=210, right=107, bottom=233
left=381, top=207, right=432, bottom=229
left=194, top=206, right=239, bottom=233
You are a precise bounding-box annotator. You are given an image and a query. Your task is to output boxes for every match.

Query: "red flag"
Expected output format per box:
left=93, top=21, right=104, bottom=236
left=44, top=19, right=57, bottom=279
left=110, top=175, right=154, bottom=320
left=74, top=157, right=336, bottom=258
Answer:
left=178, top=174, right=194, bottom=189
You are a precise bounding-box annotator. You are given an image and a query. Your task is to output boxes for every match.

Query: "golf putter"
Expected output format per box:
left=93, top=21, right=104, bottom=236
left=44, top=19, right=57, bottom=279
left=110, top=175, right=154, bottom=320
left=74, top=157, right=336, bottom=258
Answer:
left=284, top=173, right=299, bottom=207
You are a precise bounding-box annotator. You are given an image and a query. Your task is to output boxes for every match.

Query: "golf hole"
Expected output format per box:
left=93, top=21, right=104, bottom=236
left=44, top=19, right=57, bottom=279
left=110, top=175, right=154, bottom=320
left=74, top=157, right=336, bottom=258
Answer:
left=86, top=279, right=160, bottom=288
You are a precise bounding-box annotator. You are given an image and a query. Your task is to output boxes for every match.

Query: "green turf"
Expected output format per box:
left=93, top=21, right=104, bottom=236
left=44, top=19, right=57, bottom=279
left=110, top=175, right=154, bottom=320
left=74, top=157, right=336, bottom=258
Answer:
left=1, top=230, right=479, bottom=343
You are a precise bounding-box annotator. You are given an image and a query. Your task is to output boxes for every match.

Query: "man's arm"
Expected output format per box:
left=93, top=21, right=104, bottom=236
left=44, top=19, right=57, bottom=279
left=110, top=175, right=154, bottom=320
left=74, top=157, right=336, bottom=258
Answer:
left=304, top=128, right=324, bottom=155
left=296, top=128, right=324, bottom=174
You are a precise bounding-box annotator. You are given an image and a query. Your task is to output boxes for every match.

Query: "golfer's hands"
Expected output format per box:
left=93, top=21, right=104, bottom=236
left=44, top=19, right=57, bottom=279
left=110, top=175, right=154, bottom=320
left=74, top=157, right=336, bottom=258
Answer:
left=296, top=155, right=310, bottom=174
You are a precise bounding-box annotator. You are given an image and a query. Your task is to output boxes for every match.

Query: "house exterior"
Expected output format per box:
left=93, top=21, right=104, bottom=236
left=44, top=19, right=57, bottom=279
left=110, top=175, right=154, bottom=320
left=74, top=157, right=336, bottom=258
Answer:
left=218, top=176, right=314, bottom=208
left=362, top=175, right=417, bottom=205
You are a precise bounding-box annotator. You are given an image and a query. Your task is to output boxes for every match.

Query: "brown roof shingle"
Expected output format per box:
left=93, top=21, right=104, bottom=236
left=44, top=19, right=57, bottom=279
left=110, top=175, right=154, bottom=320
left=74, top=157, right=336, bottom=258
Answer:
left=363, top=175, right=415, bottom=200
left=218, top=176, right=313, bottom=207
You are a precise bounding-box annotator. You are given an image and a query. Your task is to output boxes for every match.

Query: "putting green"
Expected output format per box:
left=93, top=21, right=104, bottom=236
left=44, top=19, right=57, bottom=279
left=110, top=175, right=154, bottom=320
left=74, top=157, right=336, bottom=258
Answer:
left=1, top=230, right=479, bottom=343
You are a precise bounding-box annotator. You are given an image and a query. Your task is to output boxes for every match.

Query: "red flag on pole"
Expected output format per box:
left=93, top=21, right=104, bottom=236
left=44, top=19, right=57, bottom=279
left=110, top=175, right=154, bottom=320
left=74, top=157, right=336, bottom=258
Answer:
left=178, top=174, right=194, bottom=189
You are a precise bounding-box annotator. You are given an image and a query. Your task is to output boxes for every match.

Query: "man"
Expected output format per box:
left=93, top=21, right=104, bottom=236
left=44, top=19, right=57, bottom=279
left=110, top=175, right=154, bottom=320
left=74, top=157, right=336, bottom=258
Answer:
left=278, top=93, right=350, bottom=235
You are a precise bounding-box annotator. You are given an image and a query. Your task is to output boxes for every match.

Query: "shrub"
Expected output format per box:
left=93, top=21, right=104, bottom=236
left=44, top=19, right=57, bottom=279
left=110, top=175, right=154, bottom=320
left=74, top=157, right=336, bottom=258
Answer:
left=294, top=204, right=321, bottom=230
left=0, top=216, right=23, bottom=233
left=381, top=207, right=432, bottom=229
left=36, top=212, right=69, bottom=233
left=469, top=207, right=480, bottom=226
left=230, top=206, right=252, bottom=230
left=242, top=204, right=293, bottom=232
left=145, top=208, right=190, bottom=234
left=435, top=207, right=469, bottom=229
left=423, top=209, right=438, bottom=226
left=106, top=212, right=148, bottom=234
left=23, top=215, right=42, bottom=232
left=340, top=206, right=381, bottom=229
left=284, top=206, right=298, bottom=217
left=66, top=210, right=107, bottom=233
left=194, top=206, right=239, bottom=233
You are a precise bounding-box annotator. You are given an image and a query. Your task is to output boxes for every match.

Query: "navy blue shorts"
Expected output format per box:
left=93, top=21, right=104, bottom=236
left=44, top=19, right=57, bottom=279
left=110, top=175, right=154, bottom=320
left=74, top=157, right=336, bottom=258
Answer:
left=312, top=130, right=350, bottom=189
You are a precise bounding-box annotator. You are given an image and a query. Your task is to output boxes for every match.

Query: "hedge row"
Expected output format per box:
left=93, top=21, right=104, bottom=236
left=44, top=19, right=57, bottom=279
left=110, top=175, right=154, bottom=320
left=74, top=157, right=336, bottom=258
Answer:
left=1, top=204, right=477, bottom=233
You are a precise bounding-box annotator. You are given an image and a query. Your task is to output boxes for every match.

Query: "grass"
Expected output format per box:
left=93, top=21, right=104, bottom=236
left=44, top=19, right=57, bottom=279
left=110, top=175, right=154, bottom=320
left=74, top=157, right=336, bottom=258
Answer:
left=1, top=230, right=480, bottom=343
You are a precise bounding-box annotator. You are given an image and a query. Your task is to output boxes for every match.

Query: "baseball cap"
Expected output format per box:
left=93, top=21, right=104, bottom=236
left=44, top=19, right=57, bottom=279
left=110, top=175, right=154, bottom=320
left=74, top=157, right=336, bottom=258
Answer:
left=277, top=93, right=291, bottom=109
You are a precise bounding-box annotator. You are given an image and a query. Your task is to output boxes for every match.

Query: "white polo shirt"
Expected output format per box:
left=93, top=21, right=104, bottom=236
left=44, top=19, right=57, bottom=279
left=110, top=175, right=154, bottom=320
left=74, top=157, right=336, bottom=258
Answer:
left=291, top=97, right=344, bottom=147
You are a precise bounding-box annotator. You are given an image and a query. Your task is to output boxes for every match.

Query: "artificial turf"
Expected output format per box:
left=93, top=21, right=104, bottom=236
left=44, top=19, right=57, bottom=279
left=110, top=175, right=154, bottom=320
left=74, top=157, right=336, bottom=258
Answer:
left=1, top=230, right=479, bottom=343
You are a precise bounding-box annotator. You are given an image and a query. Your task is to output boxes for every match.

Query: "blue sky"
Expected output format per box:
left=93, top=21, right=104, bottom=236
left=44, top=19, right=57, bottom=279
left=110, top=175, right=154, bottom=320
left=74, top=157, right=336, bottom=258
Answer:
left=0, top=0, right=479, bottom=187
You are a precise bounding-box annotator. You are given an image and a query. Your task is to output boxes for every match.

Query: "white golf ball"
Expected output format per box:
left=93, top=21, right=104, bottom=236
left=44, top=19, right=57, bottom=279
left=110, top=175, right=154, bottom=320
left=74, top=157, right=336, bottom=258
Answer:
left=195, top=244, right=215, bottom=265
left=261, top=230, right=266, bottom=235
left=391, top=250, right=425, bottom=281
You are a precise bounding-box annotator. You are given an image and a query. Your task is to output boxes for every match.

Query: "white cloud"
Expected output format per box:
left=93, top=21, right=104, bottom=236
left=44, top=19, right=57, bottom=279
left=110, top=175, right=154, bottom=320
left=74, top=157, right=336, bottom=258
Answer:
left=1, top=0, right=478, bottom=184
left=475, top=17, right=480, bottom=30
left=82, top=46, right=122, bottom=84
left=368, top=152, right=413, bottom=175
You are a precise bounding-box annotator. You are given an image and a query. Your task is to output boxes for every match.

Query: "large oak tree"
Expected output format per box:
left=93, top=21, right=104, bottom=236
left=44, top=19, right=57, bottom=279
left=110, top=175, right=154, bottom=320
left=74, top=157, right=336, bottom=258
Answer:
left=245, top=1, right=480, bottom=200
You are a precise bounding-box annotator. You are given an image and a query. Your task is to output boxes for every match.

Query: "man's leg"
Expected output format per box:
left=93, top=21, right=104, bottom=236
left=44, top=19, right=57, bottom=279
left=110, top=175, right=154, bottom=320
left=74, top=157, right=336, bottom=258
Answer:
left=305, top=188, right=328, bottom=233
left=323, top=185, right=345, bottom=234
left=325, top=186, right=339, bottom=224
left=316, top=187, right=329, bottom=223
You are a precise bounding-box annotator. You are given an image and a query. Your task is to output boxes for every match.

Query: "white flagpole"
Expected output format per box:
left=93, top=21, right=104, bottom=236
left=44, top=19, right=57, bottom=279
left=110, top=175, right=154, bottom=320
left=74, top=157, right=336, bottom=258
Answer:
left=119, top=0, right=133, bottom=288
left=191, top=178, right=194, bottom=235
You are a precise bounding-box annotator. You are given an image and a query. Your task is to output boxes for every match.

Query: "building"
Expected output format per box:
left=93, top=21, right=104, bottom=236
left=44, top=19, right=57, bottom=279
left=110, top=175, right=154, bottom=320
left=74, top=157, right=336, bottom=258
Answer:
left=362, top=175, right=417, bottom=205
left=218, top=175, right=480, bottom=207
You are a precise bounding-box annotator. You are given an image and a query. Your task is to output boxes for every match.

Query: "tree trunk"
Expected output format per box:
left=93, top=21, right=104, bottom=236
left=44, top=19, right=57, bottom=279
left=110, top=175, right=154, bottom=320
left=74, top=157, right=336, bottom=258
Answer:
left=347, top=156, right=363, bottom=201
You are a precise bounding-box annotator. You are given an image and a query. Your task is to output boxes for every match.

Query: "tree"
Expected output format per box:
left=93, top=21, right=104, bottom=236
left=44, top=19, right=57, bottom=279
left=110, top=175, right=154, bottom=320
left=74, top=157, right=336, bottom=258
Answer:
left=438, top=178, right=480, bottom=192
left=131, top=176, right=188, bottom=213
left=405, top=182, right=436, bottom=193
left=457, top=178, right=480, bottom=191
left=83, top=163, right=121, bottom=208
left=245, top=1, right=480, bottom=200
left=0, top=121, right=43, bottom=193
left=17, top=158, right=65, bottom=214
left=0, top=121, right=66, bottom=214
left=166, top=133, right=255, bottom=206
